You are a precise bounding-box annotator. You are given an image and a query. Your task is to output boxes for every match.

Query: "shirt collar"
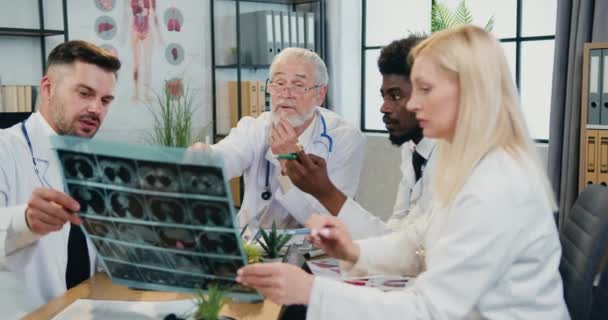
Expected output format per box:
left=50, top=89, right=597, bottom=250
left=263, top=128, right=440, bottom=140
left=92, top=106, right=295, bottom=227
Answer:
left=31, top=112, right=57, bottom=138
left=297, top=110, right=318, bottom=148
left=413, top=138, right=436, bottom=161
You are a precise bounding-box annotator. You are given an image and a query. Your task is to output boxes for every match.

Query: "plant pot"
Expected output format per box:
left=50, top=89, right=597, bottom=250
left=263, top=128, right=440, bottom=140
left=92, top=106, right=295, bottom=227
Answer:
left=262, top=257, right=283, bottom=263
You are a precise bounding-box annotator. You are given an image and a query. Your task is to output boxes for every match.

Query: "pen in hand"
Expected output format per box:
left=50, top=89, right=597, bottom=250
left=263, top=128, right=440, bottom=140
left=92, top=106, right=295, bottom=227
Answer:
left=275, top=153, right=298, bottom=160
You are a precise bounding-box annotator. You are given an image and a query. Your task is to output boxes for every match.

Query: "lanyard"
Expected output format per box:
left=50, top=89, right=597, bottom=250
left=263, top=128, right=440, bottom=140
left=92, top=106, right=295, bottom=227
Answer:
left=21, top=121, right=49, bottom=187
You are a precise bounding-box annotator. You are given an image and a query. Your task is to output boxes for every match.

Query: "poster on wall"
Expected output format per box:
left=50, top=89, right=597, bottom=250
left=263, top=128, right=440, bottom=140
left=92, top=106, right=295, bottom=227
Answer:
left=67, top=0, right=211, bottom=143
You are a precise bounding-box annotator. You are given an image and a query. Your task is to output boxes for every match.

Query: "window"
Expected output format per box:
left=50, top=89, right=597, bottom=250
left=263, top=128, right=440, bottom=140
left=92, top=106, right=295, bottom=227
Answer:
left=361, top=0, right=557, bottom=142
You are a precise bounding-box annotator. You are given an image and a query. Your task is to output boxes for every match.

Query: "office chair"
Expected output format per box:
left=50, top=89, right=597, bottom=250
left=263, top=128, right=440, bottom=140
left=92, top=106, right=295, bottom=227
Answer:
left=559, top=184, right=608, bottom=320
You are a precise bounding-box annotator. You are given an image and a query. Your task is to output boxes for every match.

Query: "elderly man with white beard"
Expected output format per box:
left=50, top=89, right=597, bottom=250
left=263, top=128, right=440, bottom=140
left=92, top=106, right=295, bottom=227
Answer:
left=190, top=47, right=366, bottom=230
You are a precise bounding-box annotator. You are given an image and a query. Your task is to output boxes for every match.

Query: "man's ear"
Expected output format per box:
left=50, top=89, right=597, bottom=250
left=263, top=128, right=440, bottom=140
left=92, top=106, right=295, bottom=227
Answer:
left=314, top=85, right=328, bottom=106
left=39, top=75, right=52, bottom=100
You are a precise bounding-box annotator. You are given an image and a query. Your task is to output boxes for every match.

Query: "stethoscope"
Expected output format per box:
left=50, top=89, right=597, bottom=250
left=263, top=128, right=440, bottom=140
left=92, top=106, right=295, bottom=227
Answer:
left=21, top=121, right=50, bottom=187
left=260, top=114, right=333, bottom=200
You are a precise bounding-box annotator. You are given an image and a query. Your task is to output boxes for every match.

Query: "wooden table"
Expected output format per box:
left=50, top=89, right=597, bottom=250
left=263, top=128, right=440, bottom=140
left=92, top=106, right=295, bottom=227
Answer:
left=23, top=273, right=282, bottom=320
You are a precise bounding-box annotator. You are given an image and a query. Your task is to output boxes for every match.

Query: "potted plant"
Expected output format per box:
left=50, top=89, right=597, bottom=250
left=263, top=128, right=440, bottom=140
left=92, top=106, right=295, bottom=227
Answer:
left=146, top=78, right=211, bottom=148
left=431, top=0, right=494, bottom=32
left=258, top=221, right=292, bottom=262
left=242, top=241, right=263, bottom=264
left=192, top=285, right=232, bottom=320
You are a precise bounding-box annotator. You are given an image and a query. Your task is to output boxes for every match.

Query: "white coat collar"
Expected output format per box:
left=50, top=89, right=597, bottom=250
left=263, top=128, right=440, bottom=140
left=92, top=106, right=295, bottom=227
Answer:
left=23, top=112, right=57, bottom=178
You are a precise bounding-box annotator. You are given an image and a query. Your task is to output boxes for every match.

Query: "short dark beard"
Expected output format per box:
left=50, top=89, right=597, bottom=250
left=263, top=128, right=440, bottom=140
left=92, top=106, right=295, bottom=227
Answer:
left=388, top=129, right=423, bottom=146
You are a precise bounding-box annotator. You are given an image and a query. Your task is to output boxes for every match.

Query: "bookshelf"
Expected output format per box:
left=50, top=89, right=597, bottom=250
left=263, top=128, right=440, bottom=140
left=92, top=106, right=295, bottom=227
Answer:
left=209, top=0, right=326, bottom=205
left=579, top=42, right=608, bottom=191
left=0, top=0, right=68, bottom=129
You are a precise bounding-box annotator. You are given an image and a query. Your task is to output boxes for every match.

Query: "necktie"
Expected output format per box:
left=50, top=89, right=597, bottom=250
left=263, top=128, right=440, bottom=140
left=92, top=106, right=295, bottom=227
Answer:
left=412, top=150, right=426, bottom=182
left=66, top=224, right=90, bottom=289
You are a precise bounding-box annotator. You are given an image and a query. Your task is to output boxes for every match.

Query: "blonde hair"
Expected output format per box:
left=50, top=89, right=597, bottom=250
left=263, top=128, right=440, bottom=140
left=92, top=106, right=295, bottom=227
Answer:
left=410, top=25, right=556, bottom=210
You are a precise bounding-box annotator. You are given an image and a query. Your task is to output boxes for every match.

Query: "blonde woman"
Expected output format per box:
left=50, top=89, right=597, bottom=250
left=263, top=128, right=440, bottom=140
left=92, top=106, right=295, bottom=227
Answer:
left=237, top=25, right=569, bottom=319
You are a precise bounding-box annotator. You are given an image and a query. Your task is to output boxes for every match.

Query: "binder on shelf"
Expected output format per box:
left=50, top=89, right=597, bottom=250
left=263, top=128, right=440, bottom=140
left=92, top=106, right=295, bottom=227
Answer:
left=585, top=129, right=599, bottom=185
left=297, top=12, right=306, bottom=49
left=24, top=85, right=32, bottom=112
left=281, top=11, right=291, bottom=49
left=257, top=81, right=266, bottom=114
left=588, top=49, right=602, bottom=125
left=240, top=11, right=275, bottom=65
left=305, top=12, right=315, bottom=52
left=290, top=11, right=297, bottom=49
left=599, top=130, right=608, bottom=185
left=273, top=11, right=283, bottom=55
left=2, top=86, right=18, bottom=112
left=249, top=81, right=258, bottom=118
left=601, top=49, right=608, bottom=125
left=229, top=81, right=252, bottom=128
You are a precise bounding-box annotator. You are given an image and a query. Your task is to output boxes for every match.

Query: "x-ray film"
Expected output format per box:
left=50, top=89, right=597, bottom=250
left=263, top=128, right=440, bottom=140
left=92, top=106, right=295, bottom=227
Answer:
left=51, top=136, right=260, bottom=300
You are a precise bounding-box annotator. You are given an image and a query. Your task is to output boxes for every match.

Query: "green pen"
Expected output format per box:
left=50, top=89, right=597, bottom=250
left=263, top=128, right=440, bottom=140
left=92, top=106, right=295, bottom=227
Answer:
left=276, top=153, right=298, bottom=160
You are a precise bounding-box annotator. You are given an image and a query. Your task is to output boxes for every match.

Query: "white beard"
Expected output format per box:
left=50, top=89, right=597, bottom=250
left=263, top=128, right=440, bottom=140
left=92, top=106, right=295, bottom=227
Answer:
left=271, top=106, right=317, bottom=127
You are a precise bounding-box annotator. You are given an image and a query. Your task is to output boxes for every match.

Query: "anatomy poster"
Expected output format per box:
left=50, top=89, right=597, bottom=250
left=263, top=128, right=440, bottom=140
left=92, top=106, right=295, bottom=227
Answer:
left=67, top=0, right=212, bottom=144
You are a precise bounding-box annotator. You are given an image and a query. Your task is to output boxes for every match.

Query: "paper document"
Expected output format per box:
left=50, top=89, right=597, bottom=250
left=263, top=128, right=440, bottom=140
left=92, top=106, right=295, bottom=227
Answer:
left=306, top=258, right=412, bottom=292
left=53, top=299, right=194, bottom=320
left=51, top=136, right=261, bottom=300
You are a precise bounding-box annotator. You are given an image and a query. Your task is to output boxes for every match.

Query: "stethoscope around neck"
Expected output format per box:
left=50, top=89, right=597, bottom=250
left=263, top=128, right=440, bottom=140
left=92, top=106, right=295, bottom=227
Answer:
left=260, top=114, right=333, bottom=200
left=21, top=121, right=51, bottom=188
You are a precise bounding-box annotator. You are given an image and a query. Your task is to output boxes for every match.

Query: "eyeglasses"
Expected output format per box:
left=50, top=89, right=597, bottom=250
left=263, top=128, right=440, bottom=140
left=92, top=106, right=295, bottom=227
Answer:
left=267, top=82, right=323, bottom=96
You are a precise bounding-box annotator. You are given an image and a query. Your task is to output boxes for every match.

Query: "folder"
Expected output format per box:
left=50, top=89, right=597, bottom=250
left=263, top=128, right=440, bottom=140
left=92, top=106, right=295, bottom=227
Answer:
left=588, top=49, right=602, bottom=125
left=601, top=49, right=608, bottom=125
left=599, top=130, right=608, bottom=186
left=248, top=81, right=258, bottom=117
left=257, top=81, right=267, bottom=114
left=240, top=11, right=275, bottom=65
left=305, top=12, right=315, bottom=52
left=290, top=12, right=297, bottom=49
left=297, top=12, right=306, bottom=48
left=2, top=86, right=18, bottom=112
left=273, top=11, right=283, bottom=55
left=281, top=11, right=291, bottom=48
left=585, top=129, right=599, bottom=185
left=24, top=85, right=32, bottom=112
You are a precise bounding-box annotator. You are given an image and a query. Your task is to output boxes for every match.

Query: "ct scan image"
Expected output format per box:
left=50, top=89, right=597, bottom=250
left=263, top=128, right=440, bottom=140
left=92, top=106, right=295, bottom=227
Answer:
left=58, top=151, right=100, bottom=182
left=207, top=257, right=244, bottom=278
left=148, top=196, right=188, bottom=224
left=197, top=231, right=240, bottom=256
left=68, top=184, right=107, bottom=216
left=82, top=217, right=117, bottom=239
left=105, top=260, right=144, bottom=283
left=98, top=156, right=139, bottom=188
left=188, top=199, right=232, bottom=228
left=108, top=190, right=146, bottom=220
left=139, top=266, right=179, bottom=287
left=208, top=278, right=257, bottom=294
left=113, top=222, right=161, bottom=247
left=130, top=247, right=173, bottom=269
left=173, top=274, right=208, bottom=290
left=172, top=253, right=209, bottom=274
left=138, top=161, right=180, bottom=192
left=158, top=227, right=197, bottom=251
left=179, top=165, right=226, bottom=196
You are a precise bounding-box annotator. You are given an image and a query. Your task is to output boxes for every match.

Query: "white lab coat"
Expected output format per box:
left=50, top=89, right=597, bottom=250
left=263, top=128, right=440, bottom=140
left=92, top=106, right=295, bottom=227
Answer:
left=0, top=113, right=97, bottom=318
left=307, top=149, right=570, bottom=319
left=338, top=138, right=436, bottom=239
left=212, top=107, right=366, bottom=228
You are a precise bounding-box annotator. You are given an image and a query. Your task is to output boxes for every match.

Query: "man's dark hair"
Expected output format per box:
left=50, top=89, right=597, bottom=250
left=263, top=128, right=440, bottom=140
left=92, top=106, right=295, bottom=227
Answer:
left=46, top=40, right=121, bottom=76
left=377, top=35, right=426, bottom=77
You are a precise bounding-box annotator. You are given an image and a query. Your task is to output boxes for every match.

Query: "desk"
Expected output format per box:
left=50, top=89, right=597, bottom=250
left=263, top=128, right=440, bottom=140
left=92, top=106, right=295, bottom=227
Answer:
left=23, top=273, right=282, bottom=320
